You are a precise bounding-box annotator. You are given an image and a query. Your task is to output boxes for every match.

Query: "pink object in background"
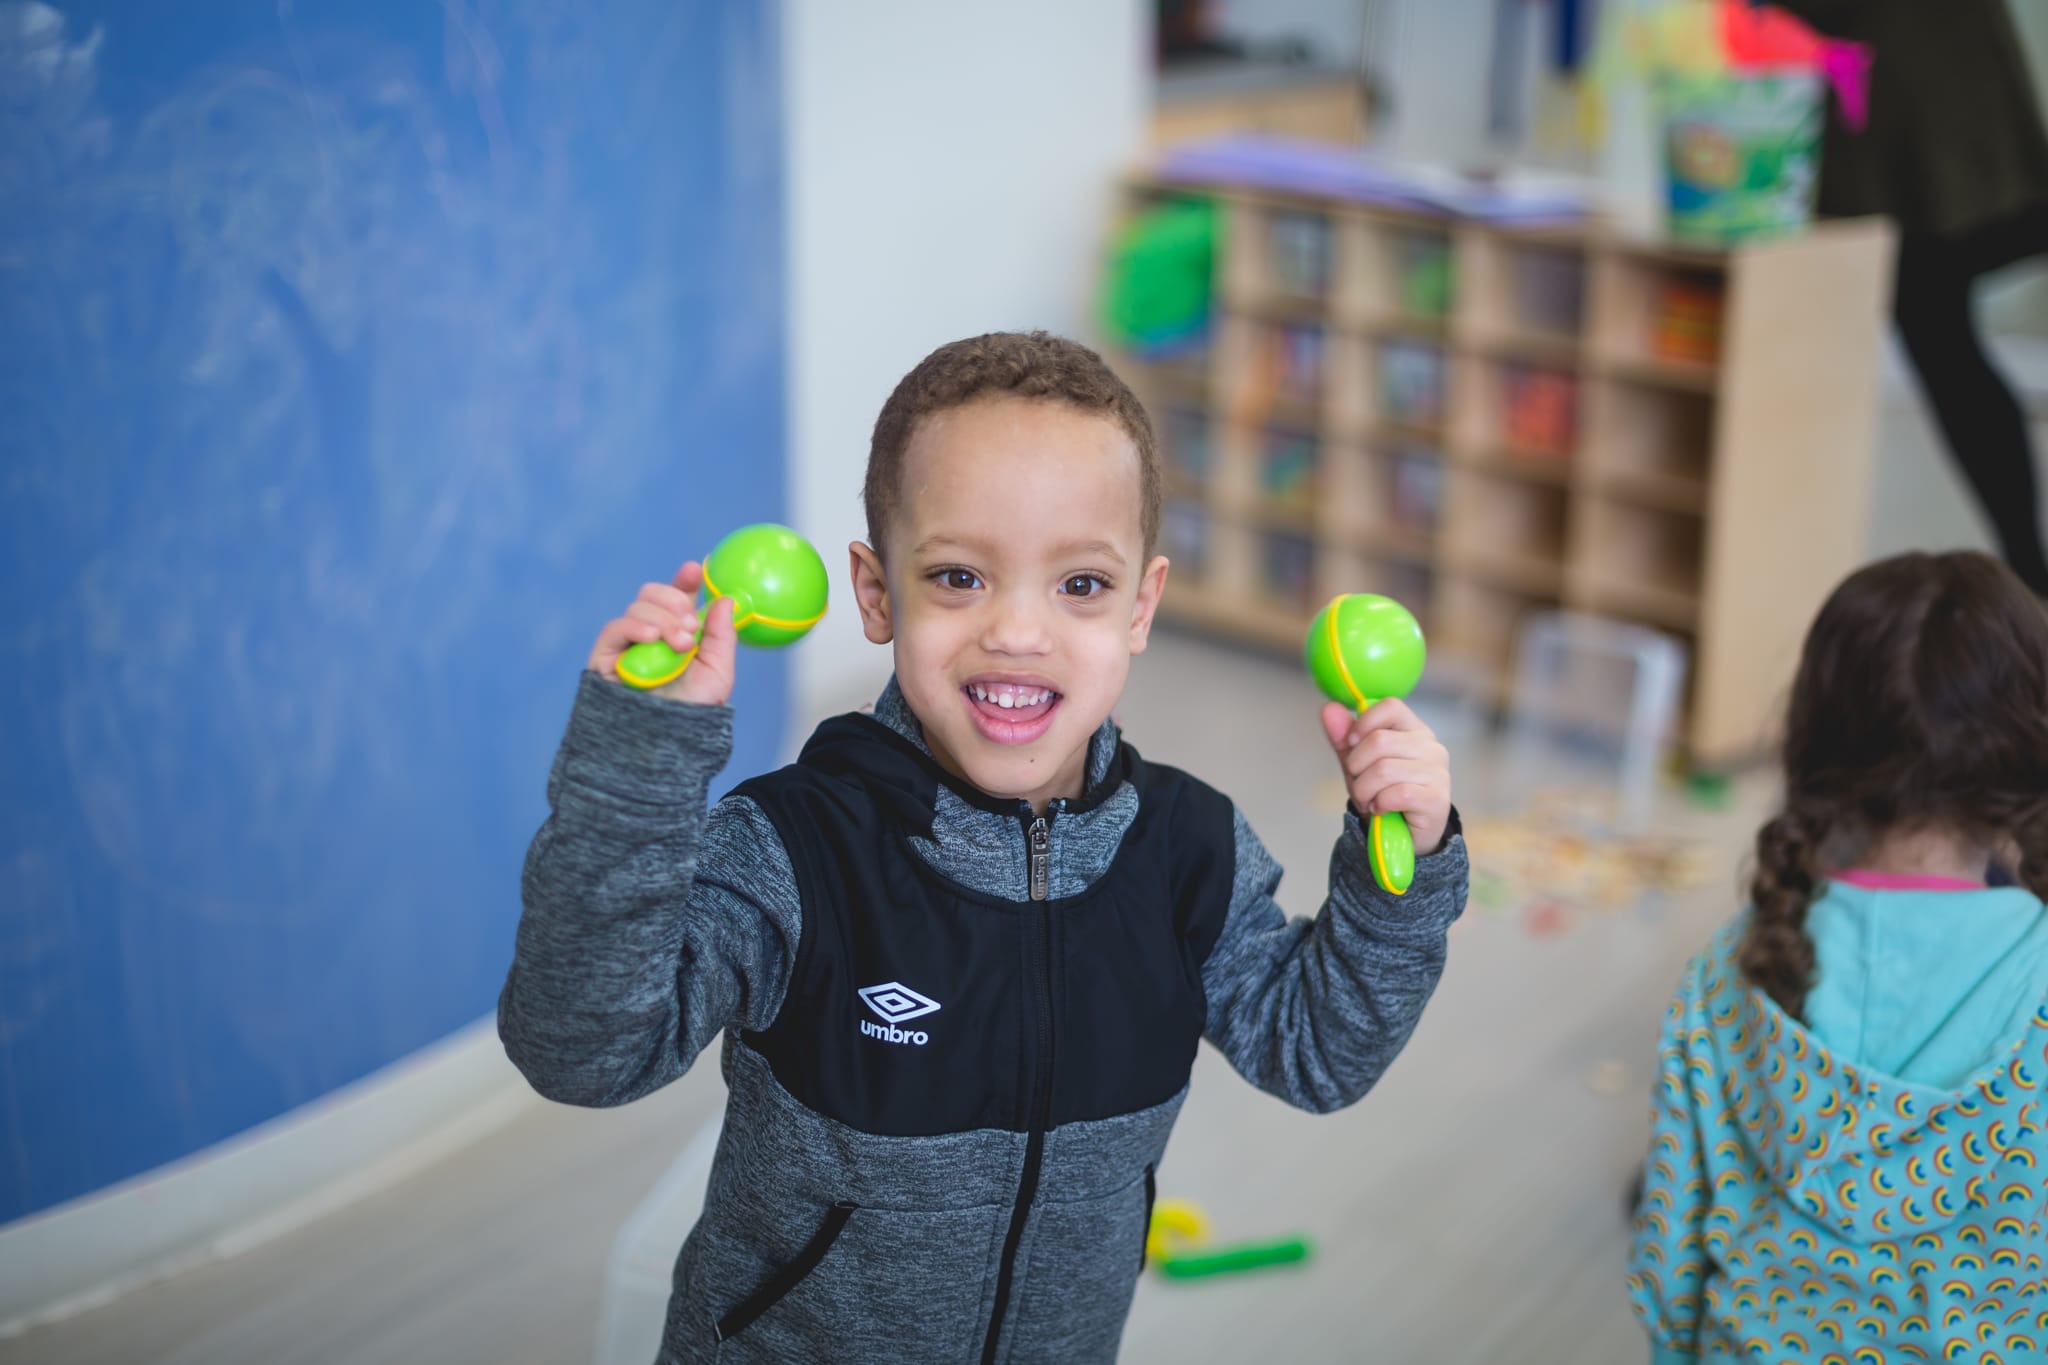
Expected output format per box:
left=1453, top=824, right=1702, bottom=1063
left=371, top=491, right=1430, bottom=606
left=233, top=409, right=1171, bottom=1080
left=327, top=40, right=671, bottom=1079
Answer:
left=1819, top=41, right=1872, bottom=132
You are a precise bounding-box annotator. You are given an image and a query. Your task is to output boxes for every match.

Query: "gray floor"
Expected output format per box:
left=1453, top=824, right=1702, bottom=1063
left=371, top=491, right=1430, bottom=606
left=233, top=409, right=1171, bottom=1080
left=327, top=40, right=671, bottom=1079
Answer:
left=6, top=628, right=1766, bottom=1365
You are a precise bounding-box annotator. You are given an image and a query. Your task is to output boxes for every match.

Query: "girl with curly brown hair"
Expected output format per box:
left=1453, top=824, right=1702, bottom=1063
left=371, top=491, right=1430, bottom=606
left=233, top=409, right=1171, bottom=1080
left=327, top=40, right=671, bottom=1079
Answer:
left=1627, top=551, right=2048, bottom=1365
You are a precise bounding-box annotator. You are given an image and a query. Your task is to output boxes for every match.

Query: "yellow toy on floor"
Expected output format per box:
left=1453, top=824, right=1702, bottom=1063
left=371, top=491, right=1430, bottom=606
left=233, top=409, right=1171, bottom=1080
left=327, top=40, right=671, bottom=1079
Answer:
left=1146, top=1198, right=1313, bottom=1280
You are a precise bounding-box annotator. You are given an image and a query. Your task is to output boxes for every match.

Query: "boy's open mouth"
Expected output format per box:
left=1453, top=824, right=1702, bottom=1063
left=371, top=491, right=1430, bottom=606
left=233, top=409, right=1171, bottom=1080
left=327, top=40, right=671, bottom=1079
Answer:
left=962, top=679, right=1062, bottom=746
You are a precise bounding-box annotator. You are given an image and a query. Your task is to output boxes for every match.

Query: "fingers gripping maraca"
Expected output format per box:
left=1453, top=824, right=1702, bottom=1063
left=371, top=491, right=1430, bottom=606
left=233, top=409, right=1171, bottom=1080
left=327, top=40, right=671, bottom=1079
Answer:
left=610, top=524, right=829, bottom=693
left=1305, top=593, right=1428, bottom=895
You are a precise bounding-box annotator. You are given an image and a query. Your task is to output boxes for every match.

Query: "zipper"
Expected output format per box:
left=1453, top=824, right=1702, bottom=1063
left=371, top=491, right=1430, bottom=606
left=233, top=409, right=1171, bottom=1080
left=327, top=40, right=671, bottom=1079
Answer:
left=980, top=804, right=1060, bottom=1364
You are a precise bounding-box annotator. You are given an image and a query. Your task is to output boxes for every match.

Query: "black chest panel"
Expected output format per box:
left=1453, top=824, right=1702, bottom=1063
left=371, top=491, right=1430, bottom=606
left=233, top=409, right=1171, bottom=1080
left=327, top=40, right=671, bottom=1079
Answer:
left=732, top=716, right=1234, bottom=1138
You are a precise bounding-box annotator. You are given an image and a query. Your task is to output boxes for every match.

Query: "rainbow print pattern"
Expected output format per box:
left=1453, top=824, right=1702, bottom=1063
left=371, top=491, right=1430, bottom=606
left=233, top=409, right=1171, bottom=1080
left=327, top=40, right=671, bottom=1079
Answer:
left=1627, top=923, right=2048, bottom=1364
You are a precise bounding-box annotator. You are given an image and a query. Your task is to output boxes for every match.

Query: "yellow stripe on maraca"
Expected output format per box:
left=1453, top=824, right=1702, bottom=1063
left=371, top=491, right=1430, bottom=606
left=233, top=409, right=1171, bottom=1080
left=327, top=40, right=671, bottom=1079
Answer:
left=1326, top=595, right=1370, bottom=712
left=701, top=566, right=828, bottom=634
left=1333, top=601, right=1411, bottom=896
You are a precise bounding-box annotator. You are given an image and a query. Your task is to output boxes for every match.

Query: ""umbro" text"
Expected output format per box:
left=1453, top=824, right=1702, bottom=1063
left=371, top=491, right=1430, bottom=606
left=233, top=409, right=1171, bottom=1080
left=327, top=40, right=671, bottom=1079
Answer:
left=858, top=1018, right=930, bottom=1046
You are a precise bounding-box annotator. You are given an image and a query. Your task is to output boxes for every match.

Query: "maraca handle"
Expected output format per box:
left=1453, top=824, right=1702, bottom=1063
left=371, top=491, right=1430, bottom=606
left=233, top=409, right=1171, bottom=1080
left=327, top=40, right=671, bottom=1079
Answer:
left=616, top=638, right=698, bottom=690
left=1367, top=810, right=1415, bottom=897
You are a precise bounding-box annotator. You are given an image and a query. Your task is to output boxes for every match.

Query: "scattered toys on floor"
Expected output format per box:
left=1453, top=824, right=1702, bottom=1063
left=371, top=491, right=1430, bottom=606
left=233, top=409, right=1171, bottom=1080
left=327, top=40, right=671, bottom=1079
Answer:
left=1147, top=1198, right=1315, bottom=1281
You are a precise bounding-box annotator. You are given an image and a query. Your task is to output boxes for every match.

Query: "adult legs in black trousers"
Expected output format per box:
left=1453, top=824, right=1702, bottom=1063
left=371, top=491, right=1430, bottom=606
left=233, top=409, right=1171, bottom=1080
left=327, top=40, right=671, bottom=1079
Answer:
left=1891, top=205, right=2048, bottom=595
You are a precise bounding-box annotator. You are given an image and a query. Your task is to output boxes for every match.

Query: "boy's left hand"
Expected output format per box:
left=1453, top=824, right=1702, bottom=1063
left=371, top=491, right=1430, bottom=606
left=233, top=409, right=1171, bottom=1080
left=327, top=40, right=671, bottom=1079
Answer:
left=1321, top=700, right=1453, bottom=857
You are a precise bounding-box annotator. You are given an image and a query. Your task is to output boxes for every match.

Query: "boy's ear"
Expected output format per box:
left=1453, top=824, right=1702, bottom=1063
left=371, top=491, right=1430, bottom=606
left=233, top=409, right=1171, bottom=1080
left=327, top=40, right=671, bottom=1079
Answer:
left=849, top=541, right=894, bottom=644
left=1128, top=555, right=1170, bottom=655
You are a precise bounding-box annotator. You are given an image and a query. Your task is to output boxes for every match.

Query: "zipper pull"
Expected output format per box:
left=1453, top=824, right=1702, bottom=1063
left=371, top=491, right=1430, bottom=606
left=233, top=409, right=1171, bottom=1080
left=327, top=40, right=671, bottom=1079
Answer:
left=1028, top=816, right=1050, bottom=901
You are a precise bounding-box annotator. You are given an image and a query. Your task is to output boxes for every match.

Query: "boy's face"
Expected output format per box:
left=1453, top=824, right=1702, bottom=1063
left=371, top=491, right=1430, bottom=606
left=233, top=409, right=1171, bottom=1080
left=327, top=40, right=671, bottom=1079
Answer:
left=850, top=397, right=1169, bottom=814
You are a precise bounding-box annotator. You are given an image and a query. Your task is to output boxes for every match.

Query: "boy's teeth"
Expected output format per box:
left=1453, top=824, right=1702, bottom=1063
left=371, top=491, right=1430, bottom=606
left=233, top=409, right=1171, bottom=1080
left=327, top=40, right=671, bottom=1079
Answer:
left=970, top=683, right=1053, bottom=709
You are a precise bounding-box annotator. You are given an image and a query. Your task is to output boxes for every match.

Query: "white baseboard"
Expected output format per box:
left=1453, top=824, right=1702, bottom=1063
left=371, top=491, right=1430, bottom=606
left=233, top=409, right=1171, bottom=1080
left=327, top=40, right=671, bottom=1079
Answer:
left=0, top=1014, right=536, bottom=1338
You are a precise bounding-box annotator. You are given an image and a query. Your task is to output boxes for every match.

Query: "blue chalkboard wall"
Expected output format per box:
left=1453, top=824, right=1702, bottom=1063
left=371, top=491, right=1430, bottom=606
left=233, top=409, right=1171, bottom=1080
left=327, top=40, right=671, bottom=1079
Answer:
left=0, top=0, right=784, bottom=1224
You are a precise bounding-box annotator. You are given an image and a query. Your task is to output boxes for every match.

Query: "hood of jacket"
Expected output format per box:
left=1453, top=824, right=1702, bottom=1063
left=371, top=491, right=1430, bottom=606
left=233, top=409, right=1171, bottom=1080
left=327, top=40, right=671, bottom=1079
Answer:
left=1723, top=883, right=2048, bottom=1244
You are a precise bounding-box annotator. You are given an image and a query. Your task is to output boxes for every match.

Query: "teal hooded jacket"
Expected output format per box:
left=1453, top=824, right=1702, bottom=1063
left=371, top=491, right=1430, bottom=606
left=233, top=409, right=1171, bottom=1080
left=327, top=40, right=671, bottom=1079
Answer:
left=1628, top=877, right=2048, bottom=1365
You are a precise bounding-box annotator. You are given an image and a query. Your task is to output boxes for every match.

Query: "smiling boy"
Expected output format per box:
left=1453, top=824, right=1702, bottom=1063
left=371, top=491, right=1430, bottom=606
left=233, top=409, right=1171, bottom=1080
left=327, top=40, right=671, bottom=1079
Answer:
left=499, top=331, right=1469, bottom=1364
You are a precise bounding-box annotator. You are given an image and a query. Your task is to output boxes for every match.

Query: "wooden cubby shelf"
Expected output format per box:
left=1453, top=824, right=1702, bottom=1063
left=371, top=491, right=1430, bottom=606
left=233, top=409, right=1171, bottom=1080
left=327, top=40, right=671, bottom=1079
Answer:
left=1119, top=179, right=1894, bottom=764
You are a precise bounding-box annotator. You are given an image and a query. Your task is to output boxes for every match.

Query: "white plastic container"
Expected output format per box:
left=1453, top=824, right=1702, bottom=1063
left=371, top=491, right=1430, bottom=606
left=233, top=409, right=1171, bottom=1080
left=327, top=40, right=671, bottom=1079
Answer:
left=1497, top=609, right=1688, bottom=832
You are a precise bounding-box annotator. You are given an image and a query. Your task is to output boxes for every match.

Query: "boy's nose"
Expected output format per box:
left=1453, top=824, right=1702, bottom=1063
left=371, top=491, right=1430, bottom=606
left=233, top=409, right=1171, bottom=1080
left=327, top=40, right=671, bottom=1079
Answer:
left=979, top=591, right=1053, bottom=655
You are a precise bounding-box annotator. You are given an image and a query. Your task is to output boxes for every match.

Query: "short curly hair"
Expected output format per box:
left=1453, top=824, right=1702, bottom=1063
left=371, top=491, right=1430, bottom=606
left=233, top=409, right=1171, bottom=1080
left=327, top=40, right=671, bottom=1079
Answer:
left=864, top=331, right=1160, bottom=562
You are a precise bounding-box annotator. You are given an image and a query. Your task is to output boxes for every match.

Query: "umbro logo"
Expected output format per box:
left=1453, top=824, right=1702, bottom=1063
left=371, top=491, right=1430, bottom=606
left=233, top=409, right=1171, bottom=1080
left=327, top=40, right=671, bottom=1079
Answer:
left=857, top=981, right=940, bottom=1046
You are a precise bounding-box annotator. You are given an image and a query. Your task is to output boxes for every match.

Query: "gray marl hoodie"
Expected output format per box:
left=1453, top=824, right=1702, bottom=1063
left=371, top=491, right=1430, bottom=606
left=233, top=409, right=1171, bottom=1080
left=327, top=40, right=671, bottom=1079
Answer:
left=500, top=673, right=1467, bottom=1363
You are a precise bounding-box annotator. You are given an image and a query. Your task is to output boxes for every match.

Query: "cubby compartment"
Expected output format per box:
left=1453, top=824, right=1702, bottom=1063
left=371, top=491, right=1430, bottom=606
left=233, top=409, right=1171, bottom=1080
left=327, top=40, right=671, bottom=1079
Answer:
left=1582, top=379, right=1713, bottom=512
left=1648, top=270, right=1725, bottom=368
left=1322, top=442, right=1445, bottom=553
left=1159, top=407, right=1215, bottom=492
left=1218, top=315, right=1323, bottom=428
left=1265, top=210, right=1334, bottom=303
left=1571, top=498, right=1704, bottom=630
left=1255, top=321, right=1326, bottom=407
left=1378, top=339, right=1450, bottom=433
left=1452, top=358, right=1579, bottom=473
left=1256, top=528, right=1321, bottom=612
left=1442, top=468, right=1570, bottom=593
left=1334, top=218, right=1455, bottom=329
left=1590, top=249, right=1727, bottom=387
left=1161, top=498, right=1212, bottom=586
left=1377, top=558, right=1436, bottom=621
left=1385, top=447, right=1446, bottom=542
left=1224, top=202, right=1334, bottom=315
left=1254, top=427, right=1319, bottom=518
left=1457, top=232, right=1588, bottom=349
left=1499, top=364, right=1579, bottom=461
left=1391, top=229, right=1455, bottom=323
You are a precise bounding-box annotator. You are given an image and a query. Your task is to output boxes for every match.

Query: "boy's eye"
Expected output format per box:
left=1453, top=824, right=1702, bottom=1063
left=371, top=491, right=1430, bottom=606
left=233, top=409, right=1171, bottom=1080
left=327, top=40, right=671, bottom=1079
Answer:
left=935, top=568, right=982, bottom=591
left=1062, top=574, right=1109, bottom=598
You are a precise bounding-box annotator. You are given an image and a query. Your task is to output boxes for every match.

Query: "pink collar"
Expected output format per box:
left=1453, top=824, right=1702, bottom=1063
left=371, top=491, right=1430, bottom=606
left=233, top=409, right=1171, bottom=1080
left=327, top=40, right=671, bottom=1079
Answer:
left=1832, top=868, right=1988, bottom=892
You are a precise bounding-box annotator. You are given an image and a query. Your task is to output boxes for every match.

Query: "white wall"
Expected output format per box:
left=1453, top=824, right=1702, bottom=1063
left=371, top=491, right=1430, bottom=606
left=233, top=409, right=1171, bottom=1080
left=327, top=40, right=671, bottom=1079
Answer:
left=1211, top=0, right=1364, bottom=67
left=782, top=0, right=1152, bottom=725
left=1213, top=0, right=1505, bottom=167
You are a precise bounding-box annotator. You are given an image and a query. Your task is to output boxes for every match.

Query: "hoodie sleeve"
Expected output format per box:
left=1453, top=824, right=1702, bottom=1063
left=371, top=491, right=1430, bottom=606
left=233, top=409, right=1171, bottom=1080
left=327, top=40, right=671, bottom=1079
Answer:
left=1199, top=803, right=1467, bottom=1113
left=497, top=672, right=802, bottom=1108
left=1626, top=954, right=1715, bottom=1365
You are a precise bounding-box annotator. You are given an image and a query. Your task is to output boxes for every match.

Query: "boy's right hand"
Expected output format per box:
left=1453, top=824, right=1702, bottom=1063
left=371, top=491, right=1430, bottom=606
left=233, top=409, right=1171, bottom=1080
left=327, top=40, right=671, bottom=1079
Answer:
left=587, top=562, right=740, bottom=706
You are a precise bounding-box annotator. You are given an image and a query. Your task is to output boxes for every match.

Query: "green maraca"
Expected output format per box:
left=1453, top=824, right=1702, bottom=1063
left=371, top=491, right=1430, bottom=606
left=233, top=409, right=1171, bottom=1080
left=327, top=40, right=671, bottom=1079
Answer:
left=616, top=523, right=829, bottom=690
left=1304, top=593, right=1427, bottom=895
